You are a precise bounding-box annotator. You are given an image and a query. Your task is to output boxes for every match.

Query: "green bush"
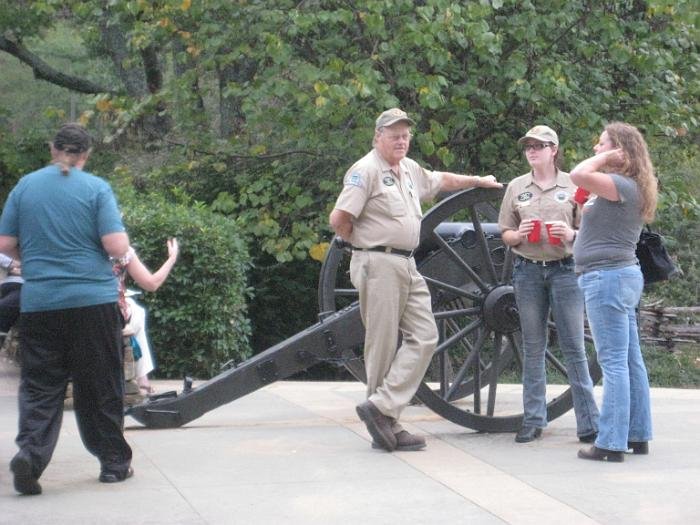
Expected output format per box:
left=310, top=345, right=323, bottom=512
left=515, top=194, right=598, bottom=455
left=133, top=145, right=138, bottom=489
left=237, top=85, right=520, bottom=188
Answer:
left=116, top=188, right=253, bottom=379
left=645, top=141, right=700, bottom=307
left=0, top=125, right=49, bottom=203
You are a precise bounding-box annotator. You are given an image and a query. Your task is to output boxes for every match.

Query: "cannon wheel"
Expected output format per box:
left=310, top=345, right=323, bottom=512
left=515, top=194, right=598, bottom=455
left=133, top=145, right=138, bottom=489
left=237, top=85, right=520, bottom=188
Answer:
left=318, top=187, right=601, bottom=432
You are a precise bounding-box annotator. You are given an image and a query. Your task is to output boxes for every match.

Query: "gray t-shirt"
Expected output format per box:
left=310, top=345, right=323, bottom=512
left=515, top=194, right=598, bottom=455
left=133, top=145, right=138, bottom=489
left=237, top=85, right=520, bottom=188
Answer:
left=574, top=174, right=643, bottom=274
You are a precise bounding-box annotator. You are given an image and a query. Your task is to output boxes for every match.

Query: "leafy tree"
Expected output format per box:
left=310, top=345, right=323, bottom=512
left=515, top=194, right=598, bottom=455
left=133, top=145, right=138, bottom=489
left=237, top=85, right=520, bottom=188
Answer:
left=1, top=0, right=698, bottom=351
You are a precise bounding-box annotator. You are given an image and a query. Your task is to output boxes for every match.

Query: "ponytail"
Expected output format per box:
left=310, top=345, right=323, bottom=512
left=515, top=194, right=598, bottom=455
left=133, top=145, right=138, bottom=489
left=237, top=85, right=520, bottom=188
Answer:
left=51, top=153, right=80, bottom=176
left=50, top=123, right=92, bottom=175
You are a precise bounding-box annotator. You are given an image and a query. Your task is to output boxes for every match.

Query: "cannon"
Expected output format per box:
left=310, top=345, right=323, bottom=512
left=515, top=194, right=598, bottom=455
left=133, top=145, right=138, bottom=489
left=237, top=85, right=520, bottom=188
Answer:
left=127, top=186, right=600, bottom=431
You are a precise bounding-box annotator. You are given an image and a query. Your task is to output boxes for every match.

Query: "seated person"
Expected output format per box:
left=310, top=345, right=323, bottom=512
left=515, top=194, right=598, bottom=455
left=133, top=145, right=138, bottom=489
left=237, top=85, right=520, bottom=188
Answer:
left=112, top=238, right=178, bottom=394
left=123, top=293, right=156, bottom=394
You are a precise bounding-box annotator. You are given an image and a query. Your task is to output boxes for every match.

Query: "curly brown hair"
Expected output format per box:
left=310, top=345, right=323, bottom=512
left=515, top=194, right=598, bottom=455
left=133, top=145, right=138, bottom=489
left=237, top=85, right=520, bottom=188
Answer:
left=604, top=122, right=658, bottom=223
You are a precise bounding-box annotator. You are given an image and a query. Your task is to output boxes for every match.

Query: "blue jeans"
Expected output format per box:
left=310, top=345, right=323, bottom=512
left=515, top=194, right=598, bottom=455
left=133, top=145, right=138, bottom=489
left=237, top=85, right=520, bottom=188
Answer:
left=513, top=258, right=599, bottom=435
left=579, top=265, right=652, bottom=451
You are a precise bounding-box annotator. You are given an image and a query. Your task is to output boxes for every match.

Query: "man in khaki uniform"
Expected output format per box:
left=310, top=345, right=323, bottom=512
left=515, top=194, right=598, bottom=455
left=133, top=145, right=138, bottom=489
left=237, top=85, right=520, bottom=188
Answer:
left=330, top=108, right=502, bottom=452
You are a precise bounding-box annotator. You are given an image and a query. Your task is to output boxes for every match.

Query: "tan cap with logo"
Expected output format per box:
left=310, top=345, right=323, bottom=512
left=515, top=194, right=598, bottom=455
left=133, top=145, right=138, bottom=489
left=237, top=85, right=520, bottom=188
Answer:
left=518, top=125, right=559, bottom=146
left=375, top=108, right=416, bottom=129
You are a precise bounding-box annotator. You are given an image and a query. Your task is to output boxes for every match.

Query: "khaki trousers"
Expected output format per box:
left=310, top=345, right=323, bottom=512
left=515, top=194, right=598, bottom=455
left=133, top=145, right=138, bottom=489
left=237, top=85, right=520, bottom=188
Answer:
left=350, top=251, right=438, bottom=428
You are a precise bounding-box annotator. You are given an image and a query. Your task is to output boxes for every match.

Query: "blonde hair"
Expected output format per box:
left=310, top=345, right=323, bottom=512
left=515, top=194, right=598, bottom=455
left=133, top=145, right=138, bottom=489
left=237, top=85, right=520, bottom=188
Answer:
left=604, top=122, right=658, bottom=223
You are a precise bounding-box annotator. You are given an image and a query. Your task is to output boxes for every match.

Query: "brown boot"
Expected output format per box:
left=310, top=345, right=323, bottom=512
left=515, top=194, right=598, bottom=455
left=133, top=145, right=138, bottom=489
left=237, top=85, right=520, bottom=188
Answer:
left=356, top=401, right=397, bottom=452
left=372, top=430, right=426, bottom=451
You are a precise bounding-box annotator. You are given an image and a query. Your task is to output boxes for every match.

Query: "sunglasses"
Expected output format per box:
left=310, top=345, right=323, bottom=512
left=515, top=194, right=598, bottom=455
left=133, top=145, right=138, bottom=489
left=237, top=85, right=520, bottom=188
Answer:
left=522, top=143, right=552, bottom=151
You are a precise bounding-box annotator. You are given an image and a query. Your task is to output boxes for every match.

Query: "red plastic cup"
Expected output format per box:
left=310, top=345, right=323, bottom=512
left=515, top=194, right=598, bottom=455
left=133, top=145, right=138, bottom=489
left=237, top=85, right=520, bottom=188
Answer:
left=546, top=222, right=562, bottom=245
left=574, top=187, right=590, bottom=205
left=527, top=219, right=542, bottom=243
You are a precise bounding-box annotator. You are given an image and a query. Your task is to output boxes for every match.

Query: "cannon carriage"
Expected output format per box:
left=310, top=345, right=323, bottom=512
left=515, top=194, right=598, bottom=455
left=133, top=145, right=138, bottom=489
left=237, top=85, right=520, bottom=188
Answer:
left=127, top=186, right=600, bottom=431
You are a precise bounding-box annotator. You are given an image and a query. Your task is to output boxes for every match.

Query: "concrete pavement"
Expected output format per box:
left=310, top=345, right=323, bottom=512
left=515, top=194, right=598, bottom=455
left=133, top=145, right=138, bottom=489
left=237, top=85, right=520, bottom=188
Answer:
left=1, top=354, right=699, bottom=525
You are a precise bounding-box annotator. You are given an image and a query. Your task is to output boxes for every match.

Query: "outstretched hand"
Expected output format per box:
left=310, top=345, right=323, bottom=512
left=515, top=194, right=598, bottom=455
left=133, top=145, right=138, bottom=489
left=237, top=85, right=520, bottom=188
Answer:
left=167, top=238, right=179, bottom=261
left=477, top=175, right=503, bottom=188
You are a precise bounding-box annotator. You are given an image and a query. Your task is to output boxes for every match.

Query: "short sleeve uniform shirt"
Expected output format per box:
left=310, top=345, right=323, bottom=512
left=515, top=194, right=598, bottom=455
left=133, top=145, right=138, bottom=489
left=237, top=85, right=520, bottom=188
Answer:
left=498, top=170, right=578, bottom=261
left=333, top=149, right=443, bottom=251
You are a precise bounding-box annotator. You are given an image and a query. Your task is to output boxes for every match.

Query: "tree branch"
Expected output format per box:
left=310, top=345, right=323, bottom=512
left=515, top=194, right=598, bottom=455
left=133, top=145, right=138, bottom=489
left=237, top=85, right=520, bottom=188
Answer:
left=164, top=139, right=327, bottom=160
left=0, top=35, right=117, bottom=95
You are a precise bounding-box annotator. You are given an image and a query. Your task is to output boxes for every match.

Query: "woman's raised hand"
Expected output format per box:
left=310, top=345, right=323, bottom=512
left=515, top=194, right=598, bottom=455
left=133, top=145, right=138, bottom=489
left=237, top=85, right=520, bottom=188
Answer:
left=167, top=238, right=179, bottom=261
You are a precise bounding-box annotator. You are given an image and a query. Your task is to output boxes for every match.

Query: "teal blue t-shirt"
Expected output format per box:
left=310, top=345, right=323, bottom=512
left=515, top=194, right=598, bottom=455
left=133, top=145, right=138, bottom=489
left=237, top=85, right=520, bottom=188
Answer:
left=0, top=164, right=125, bottom=312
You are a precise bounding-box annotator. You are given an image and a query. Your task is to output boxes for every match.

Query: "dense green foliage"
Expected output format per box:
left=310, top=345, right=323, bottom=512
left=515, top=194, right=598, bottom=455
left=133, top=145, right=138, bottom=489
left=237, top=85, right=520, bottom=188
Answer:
left=0, top=1, right=698, bottom=371
left=646, top=142, right=700, bottom=305
left=116, top=189, right=253, bottom=379
left=3, top=1, right=698, bottom=261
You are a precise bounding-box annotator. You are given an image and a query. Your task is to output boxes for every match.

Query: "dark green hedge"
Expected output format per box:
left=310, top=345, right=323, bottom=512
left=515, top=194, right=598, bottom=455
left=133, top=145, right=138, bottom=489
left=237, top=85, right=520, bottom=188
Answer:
left=0, top=126, right=48, bottom=204
left=117, top=188, right=252, bottom=379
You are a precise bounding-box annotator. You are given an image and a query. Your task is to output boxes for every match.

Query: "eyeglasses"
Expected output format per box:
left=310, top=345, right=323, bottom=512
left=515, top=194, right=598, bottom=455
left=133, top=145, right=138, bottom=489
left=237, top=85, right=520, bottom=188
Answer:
left=522, top=143, right=552, bottom=151
left=381, top=131, right=413, bottom=142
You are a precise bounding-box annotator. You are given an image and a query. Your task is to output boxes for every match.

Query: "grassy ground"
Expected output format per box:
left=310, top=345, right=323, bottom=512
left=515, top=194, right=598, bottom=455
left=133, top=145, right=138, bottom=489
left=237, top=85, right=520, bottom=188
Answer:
left=496, top=343, right=700, bottom=388
left=644, top=343, right=700, bottom=388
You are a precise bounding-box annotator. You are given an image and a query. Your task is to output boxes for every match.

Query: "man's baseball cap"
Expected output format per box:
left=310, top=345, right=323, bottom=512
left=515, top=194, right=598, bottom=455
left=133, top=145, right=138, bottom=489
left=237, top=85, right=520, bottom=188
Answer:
left=375, top=108, right=416, bottom=129
left=518, top=125, right=559, bottom=146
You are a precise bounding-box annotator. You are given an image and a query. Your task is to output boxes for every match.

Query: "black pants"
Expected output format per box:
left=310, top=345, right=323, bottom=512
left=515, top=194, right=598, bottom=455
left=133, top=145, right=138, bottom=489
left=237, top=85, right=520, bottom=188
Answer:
left=16, top=302, right=132, bottom=479
left=0, top=282, right=21, bottom=333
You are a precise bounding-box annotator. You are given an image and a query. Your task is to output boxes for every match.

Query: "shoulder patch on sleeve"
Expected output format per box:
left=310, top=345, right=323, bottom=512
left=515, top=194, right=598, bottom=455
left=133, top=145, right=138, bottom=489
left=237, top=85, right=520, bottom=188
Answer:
left=344, top=170, right=364, bottom=188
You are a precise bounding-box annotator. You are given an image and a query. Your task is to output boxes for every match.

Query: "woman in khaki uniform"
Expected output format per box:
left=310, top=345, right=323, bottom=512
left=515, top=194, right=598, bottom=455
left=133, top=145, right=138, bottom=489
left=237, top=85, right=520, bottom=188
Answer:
left=498, top=125, right=599, bottom=444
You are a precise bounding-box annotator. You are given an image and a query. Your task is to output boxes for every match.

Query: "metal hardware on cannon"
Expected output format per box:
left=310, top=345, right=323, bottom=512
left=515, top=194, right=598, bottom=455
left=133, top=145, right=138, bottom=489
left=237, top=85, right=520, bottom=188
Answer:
left=127, top=187, right=600, bottom=431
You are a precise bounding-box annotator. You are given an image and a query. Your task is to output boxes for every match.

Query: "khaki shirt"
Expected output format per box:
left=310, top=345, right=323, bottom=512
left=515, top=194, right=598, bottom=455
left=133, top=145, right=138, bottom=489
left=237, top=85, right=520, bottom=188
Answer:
left=498, top=170, right=578, bottom=261
left=334, top=149, right=443, bottom=251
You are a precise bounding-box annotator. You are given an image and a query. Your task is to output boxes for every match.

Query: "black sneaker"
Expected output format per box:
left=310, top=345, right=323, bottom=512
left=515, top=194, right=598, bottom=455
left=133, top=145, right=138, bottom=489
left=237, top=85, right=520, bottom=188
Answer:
left=99, top=466, right=134, bottom=483
left=10, top=453, right=42, bottom=496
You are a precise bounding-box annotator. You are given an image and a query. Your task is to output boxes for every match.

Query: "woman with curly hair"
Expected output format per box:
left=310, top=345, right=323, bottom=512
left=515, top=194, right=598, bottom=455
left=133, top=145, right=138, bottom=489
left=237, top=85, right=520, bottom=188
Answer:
left=570, top=122, right=657, bottom=462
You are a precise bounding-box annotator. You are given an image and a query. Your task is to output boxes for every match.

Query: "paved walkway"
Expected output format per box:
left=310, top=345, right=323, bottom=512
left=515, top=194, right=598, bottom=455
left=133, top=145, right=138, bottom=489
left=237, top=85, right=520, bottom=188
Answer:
left=1, top=355, right=699, bottom=525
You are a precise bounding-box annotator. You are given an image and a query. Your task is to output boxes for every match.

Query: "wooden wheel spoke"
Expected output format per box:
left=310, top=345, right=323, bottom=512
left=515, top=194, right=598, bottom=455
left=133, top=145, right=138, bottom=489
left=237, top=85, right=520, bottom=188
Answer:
left=545, top=350, right=568, bottom=377
left=486, top=332, right=504, bottom=416
left=443, top=318, right=477, bottom=355
left=444, top=327, right=489, bottom=401
left=430, top=230, right=490, bottom=292
left=501, top=248, right=514, bottom=284
left=469, top=205, right=498, bottom=283
left=433, top=307, right=481, bottom=319
left=435, top=319, right=482, bottom=355
left=507, top=333, right=523, bottom=373
left=424, top=275, right=481, bottom=302
left=333, top=288, right=358, bottom=297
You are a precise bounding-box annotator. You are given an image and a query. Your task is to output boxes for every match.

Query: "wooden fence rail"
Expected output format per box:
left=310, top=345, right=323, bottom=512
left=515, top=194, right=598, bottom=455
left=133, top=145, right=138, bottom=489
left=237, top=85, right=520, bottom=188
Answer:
left=639, top=304, right=700, bottom=348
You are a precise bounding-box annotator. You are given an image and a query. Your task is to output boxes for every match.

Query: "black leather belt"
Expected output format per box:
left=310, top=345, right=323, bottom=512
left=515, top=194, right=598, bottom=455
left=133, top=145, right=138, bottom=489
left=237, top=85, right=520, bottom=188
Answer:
left=518, top=255, right=574, bottom=267
left=353, top=246, right=414, bottom=258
